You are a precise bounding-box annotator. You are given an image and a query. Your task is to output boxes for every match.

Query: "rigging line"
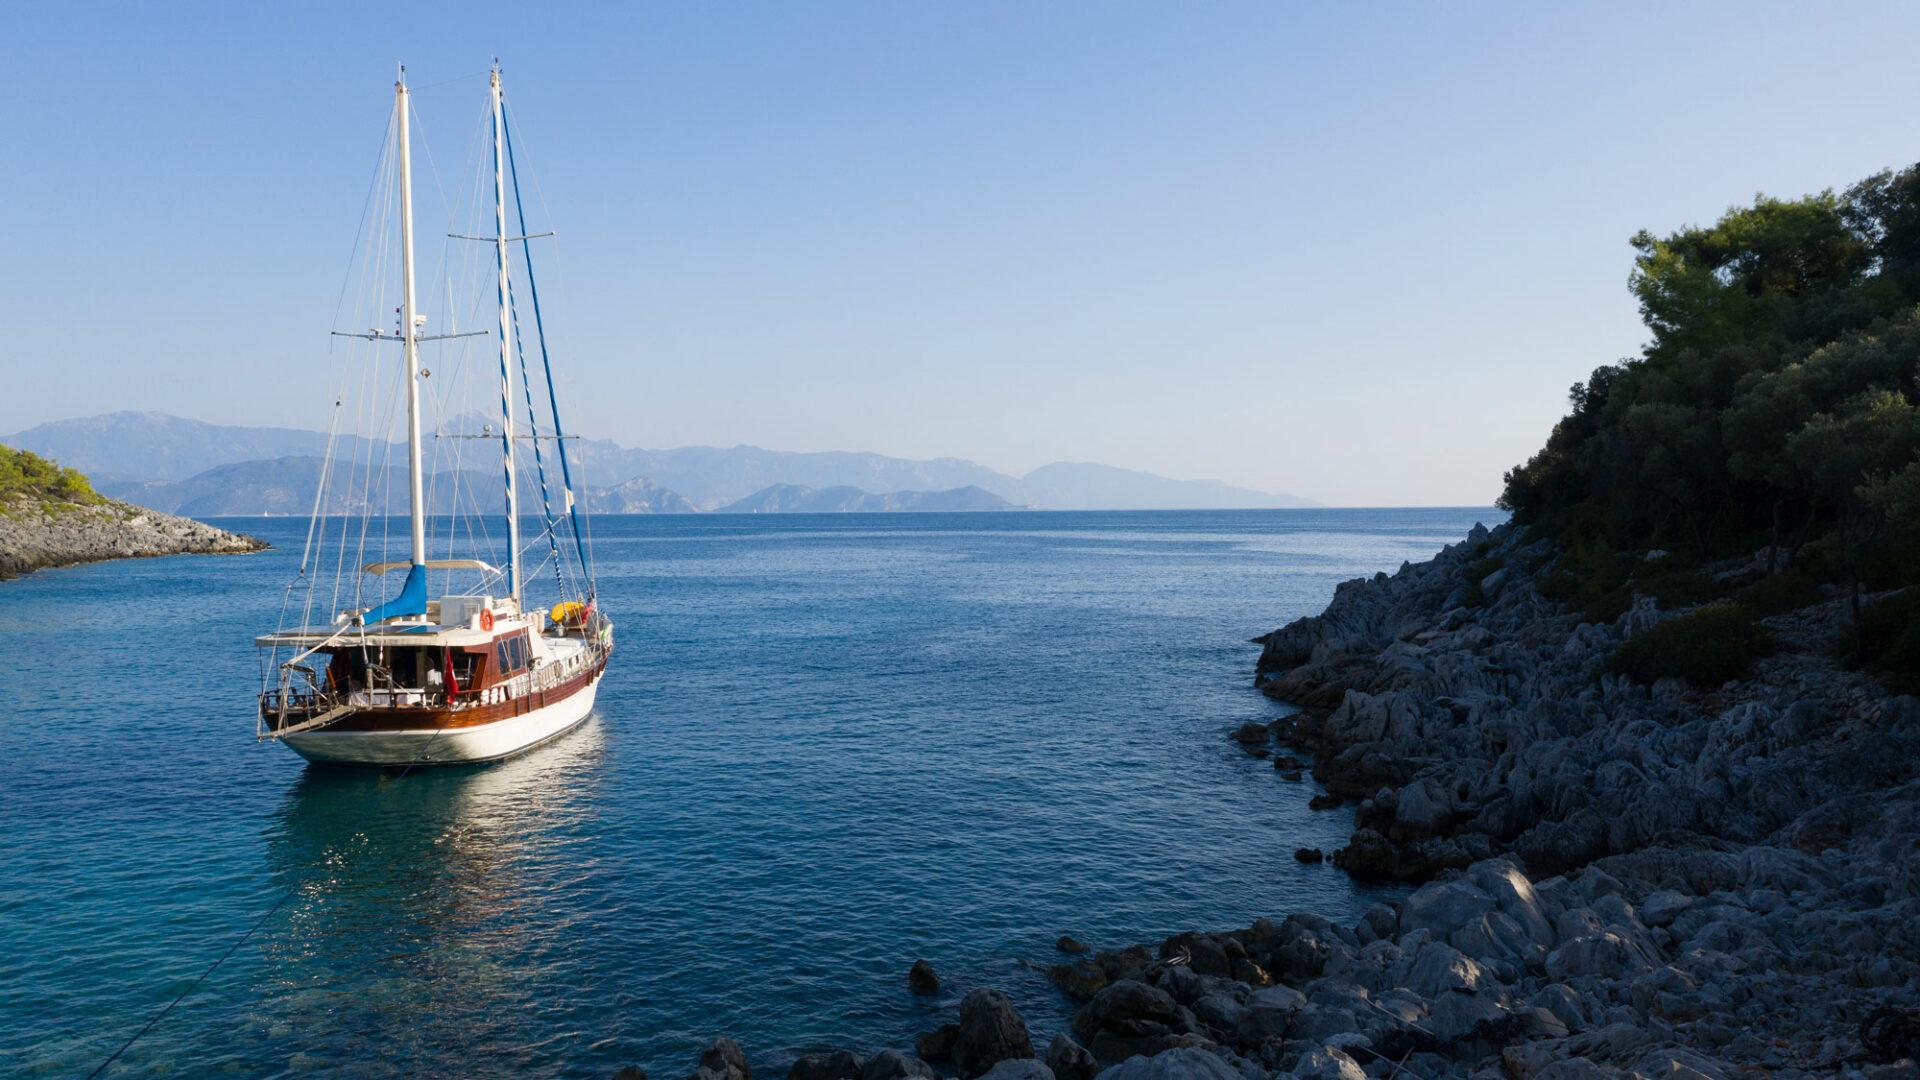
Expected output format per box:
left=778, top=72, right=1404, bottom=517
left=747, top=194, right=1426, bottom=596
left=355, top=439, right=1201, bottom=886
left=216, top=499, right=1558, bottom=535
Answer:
left=330, top=105, right=398, bottom=330
left=501, top=97, right=593, bottom=592
left=313, top=115, right=398, bottom=636
left=506, top=276, right=565, bottom=595
left=83, top=884, right=300, bottom=1080
left=336, top=153, right=400, bottom=624
left=409, top=68, right=491, bottom=93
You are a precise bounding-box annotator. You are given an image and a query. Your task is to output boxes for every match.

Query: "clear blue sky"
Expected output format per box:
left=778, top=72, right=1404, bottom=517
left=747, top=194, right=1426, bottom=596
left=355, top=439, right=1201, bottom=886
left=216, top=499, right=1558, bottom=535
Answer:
left=5, top=2, right=1919, bottom=505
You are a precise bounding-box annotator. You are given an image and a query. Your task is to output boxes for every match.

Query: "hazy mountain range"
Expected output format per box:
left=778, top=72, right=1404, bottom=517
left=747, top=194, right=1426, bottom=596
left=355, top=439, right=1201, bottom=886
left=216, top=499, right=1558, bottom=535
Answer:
left=2, top=411, right=1318, bottom=514
left=717, top=484, right=1017, bottom=513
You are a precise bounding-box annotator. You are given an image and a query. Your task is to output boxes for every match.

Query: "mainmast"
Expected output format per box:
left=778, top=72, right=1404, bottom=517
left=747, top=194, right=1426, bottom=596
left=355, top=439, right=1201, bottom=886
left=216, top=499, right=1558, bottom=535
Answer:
left=397, top=68, right=427, bottom=572
left=490, top=65, right=523, bottom=605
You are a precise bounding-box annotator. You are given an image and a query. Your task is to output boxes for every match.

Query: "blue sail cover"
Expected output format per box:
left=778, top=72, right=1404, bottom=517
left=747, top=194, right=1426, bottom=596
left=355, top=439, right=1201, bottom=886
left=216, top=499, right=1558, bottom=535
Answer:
left=358, top=563, right=428, bottom=625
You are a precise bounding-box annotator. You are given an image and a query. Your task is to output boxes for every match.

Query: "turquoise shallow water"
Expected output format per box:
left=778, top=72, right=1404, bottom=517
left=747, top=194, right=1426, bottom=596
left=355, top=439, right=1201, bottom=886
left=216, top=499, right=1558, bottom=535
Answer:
left=0, top=508, right=1497, bottom=1078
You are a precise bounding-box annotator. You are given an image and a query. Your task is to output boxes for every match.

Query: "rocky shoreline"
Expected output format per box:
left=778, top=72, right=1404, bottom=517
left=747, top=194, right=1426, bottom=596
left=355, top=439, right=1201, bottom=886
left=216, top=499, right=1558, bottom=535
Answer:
left=630, top=522, right=1920, bottom=1080
left=0, top=496, right=266, bottom=580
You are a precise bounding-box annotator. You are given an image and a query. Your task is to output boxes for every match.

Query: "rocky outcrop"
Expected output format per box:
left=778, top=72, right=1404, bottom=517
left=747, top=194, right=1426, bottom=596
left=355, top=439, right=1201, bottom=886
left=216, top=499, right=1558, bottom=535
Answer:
left=0, top=496, right=264, bottom=579
left=640, top=521, right=1920, bottom=1080
left=1255, top=522, right=1920, bottom=886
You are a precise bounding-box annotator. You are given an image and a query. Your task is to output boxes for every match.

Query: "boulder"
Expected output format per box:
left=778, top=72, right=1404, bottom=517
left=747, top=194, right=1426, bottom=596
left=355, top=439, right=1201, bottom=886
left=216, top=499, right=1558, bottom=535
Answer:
left=614, top=1068, right=648, bottom=1080
left=976, top=1062, right=1053, bottom=1080
left=1396, top=940, right=1495, bottom=998
left=1639, top=890, right=1693, bottom=929
left=861, top=1051, right=935, bottom=1080
left=1088, top=1048, right=1243, bottom=1080
left=1426, top=991, right=1511, bottom=1044
left=915, top=1025, right=959, bottom=1063
left=1230, top=721, right=1269, bottom=746
left=1159, top=932, right=1233, bottom=977
left=1238, top=983, right=1306, bottom=1041
left=1294, top=847, right=1324, bottom=863
left=1291, top=1046, right=1366, bottom=1080
left=1074, top=980, right=1193, bottom=1040
left=1397, top=878, right=1496, bottom=939
left=1044, top=1033, right=1097, bottom=1080
left=908, top=959, right=941, bottom=995
left=1057, top=936, right=1091, bottom=954
left=1049, top=959, right=1109, bottom=1000
left=694, top=1038, right=751, bottom=1080
left=1465, top=858, right=1557, bottom=948
left=1628, top=1048, right=1736, bottom=1079
left=1072, top=979, right=1200, bottom=1063
left=1393, top=777, right=1456, bottom=837
left=952, top=989, right=1035, bottom=1079
left=1544, top=931, right=1660, bottom=983
left=789, top=1052, right=863, bottom=1080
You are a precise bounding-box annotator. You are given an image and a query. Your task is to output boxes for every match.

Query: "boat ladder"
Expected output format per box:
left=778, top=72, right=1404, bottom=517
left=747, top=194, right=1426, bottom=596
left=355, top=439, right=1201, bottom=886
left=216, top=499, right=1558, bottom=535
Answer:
left=263, top=702, right=357, bottom=740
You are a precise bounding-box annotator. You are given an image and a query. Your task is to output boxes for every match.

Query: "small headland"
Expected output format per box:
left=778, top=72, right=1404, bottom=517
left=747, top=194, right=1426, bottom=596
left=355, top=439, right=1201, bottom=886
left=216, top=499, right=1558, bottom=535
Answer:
left=0, top=446, right=265, bottom=580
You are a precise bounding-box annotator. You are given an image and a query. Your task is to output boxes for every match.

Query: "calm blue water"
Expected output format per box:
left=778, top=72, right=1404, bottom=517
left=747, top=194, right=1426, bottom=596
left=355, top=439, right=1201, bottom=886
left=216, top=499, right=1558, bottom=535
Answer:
left=0, top=508, right=1497, bottom=1078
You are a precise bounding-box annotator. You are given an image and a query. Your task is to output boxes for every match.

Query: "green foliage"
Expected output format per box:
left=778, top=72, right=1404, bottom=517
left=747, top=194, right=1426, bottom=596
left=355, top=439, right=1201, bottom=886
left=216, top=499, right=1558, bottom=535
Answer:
left=1464, top=553, right=1507, bottom=583
left=0, top=446, right=101, bottom=506
left=1848, top=589, right=1920, bottom=693
left=1732, top=569, right=1827, bottom=616
left=1609, top=602, right=1778, bottom=686
left=1502, top=163, right=1920, bottom=607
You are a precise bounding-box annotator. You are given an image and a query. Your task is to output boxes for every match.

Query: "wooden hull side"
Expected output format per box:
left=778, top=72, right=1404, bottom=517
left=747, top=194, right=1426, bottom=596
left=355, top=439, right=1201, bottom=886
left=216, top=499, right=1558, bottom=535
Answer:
left=283, top=668, right=603, bottom=766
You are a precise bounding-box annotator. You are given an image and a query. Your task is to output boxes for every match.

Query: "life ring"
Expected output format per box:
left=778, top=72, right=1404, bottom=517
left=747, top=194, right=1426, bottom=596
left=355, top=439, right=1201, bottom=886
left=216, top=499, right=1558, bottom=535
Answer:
left=479, top=609, right=494, bottom=631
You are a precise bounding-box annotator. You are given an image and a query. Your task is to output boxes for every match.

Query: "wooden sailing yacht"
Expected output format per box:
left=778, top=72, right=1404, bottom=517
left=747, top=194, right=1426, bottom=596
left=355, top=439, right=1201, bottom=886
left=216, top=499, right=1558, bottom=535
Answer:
left=255, top=65, right=611, bottom=766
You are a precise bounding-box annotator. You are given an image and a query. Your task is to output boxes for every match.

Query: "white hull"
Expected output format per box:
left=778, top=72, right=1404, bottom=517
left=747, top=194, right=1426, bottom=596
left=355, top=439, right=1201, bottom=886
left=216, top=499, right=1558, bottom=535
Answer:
left=284, top=671, right=602, bottom=767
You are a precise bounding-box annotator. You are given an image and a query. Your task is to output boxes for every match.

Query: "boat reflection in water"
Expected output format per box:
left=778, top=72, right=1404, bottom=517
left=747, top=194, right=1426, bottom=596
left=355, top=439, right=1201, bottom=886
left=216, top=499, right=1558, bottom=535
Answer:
left=250, top=719, right=612, bottom=1074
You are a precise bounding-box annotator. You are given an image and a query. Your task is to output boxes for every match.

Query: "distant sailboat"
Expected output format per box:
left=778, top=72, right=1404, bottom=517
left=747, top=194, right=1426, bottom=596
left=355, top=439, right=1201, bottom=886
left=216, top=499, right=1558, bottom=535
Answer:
left=256, top=65, right=612, bottom=766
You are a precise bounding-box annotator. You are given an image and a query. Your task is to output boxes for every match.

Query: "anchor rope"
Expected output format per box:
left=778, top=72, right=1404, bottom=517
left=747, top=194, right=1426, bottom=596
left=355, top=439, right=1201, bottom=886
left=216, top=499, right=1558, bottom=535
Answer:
left=83, top=884, right=300, bottom=1079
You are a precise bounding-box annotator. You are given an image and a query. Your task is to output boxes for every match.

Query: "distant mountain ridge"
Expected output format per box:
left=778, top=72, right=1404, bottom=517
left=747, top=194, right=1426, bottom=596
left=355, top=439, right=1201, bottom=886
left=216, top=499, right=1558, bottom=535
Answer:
left=718, top=484, right=1020, bottom=513
left=4, top=412, right=1319, bottom=512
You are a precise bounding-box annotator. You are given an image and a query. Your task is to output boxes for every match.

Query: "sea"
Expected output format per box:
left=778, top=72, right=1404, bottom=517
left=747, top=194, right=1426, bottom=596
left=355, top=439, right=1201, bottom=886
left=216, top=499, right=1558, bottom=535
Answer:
left=0, top=508, right=1500, bottom=1078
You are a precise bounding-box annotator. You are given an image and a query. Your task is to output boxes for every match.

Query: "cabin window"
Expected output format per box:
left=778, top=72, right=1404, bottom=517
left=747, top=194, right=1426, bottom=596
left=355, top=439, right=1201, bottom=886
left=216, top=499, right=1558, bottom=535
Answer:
left=495, top=633, right=529, bottom=675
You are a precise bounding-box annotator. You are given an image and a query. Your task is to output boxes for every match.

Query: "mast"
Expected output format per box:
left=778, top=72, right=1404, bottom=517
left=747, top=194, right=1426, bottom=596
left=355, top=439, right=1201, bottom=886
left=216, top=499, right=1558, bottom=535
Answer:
left=500, top=93, right=594, bottom=596
left=352, top=68, right=434, bottom=626
left=491, top=65, right=522, bottom=604
left=397, top=69, right=427, bottom=572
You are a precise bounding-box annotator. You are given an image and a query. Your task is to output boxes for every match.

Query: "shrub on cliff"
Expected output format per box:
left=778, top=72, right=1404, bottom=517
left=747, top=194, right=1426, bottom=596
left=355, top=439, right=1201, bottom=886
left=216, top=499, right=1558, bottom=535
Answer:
left=0, top=446, right=101, bottom=507
left=1848, top=588, right=1920, bottom=693
left=1609, top=601, right=1777, bottom=686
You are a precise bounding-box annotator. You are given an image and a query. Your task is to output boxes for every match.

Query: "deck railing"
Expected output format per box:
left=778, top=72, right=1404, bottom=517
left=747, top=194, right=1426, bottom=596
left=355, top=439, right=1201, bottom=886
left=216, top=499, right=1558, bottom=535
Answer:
left=260, top=635, right=610, bottom=727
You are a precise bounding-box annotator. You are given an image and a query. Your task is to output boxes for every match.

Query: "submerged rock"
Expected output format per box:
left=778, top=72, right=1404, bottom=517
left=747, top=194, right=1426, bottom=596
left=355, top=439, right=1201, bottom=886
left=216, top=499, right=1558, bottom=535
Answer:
left=788, top=1051, right=862, bottom=1080
left=1229, top=721, right=1269, bottom=747
left=693, top=1038, right=751, bottom=1080
left=1057, top=935, right=1091, bottom=955
left=908, top=959, right=941, bottom=995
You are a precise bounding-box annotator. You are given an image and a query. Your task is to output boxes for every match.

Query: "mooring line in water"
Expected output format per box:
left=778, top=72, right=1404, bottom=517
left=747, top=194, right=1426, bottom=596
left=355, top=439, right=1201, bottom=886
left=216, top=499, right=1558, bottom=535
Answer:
left=84, top=883, right=301, bottom=1079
